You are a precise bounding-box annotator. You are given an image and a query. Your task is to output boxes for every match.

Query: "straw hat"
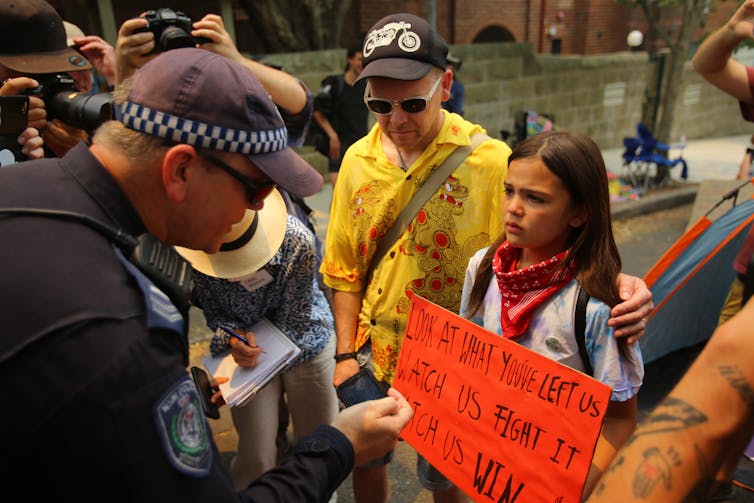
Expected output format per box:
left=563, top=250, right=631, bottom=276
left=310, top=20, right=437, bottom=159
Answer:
left=175, top=188, right=287, bottom=279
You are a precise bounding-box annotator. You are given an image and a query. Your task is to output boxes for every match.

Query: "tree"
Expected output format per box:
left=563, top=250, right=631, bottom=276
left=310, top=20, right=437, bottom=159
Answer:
left=617, top=0, right=710, bottom=181
left=238, top=0, right=352, bottom=52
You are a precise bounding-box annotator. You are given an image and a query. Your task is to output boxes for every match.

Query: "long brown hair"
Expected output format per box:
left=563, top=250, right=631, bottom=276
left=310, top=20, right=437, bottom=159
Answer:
left=466, top=130, right=623, bottom=339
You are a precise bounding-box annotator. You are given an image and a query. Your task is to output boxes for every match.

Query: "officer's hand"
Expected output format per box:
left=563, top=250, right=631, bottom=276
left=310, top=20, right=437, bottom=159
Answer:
left=209, top=376, right=229, bottom=408
left=191, top=14, right=244, bottom=65
left=43, top=119, right=89, bottom=158
left=18, top=127, right=44, bottom=159
left=229, top=329, right=263, bottom=368
left=331, top=387, right=413, bottom=465
left=115, top=17, right=155, bottom=84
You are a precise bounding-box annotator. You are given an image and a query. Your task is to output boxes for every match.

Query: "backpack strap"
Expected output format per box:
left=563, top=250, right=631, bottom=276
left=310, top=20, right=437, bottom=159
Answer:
left=574, top=285, right=593, bottom=376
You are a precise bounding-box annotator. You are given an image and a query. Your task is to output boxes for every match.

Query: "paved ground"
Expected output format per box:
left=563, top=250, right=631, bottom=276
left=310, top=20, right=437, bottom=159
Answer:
left=188, top=134, right=754, bottom=501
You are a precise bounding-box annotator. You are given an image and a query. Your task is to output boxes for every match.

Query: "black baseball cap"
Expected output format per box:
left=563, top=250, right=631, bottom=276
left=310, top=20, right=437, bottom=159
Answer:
left=357, top=13, right=448, bottom=82
left=0, top=0, right=91, bottom=74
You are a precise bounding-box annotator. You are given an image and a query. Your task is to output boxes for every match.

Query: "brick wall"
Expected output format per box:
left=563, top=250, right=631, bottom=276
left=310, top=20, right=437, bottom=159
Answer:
left=266, top=41, right=745, bottom=166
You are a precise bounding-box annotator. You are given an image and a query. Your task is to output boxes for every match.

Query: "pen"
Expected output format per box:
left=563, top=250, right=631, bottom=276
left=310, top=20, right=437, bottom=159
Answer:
left=219, top=325, right=265, bottom=353
left=219, top=324, right=249, bottom=344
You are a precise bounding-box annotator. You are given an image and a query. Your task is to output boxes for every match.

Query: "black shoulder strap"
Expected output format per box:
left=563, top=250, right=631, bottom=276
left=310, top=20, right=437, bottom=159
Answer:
left=575, top=285, right=593, bottom=376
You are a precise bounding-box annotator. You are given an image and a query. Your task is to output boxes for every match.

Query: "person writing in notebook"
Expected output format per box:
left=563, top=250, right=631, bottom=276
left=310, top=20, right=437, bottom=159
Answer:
left=177, top=189, right=339, bottom=491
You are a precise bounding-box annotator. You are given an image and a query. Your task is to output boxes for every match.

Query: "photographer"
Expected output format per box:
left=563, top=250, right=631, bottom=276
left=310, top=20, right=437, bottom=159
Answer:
left=0, top=1, right=116, bottom=159
left=35, top=21, right=119, bottom=158
left=115, top=12, right=308, bottom=121
left=0, top=0, right=85, bottom=160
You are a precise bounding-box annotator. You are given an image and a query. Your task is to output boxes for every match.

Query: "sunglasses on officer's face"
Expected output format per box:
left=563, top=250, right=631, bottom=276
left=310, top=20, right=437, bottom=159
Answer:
left=363, top=76, right=443, bottom=115
left=201, top=154, right=276, bottom=206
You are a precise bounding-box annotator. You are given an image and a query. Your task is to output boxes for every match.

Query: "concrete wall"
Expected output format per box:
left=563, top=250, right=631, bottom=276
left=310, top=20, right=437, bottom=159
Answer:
left=262, top=42, right=748, bottom=170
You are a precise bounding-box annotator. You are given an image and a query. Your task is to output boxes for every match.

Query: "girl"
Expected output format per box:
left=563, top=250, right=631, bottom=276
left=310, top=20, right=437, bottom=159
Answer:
left=461, top=130, right=644, bottom=500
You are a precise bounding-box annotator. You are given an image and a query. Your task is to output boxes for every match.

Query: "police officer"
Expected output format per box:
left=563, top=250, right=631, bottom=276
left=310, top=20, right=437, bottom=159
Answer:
left=0, top=46, right=412, bottom=501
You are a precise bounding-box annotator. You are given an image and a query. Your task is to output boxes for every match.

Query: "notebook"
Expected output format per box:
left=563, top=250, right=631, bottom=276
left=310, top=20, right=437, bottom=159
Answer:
left=203, top=318, right=301, bottom=407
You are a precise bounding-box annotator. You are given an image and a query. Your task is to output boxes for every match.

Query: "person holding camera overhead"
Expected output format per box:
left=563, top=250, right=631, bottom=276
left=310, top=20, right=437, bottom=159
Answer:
left=115, top=11, right=309, bottom=136
left=0, top=0, right=76, bottom=162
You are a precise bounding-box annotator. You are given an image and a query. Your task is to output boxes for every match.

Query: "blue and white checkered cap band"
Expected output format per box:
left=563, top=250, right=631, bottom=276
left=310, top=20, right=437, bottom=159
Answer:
left=115, top=101, right=288, bottom=154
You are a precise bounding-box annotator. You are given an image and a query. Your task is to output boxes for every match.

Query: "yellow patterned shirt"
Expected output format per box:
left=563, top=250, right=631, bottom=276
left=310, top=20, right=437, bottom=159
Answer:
left=321, top=111, right=510, bottom=383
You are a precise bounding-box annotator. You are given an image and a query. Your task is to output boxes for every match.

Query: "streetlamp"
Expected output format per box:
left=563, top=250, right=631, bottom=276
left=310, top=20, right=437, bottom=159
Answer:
left=627, top=30, right=644, bottom=51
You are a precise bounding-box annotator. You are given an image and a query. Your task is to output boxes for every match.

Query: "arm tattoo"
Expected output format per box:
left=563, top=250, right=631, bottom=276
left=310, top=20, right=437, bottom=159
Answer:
left=719, top=364, right=754, bottom=409
left=633, top=447, right=672, bottom=498
left=630, top=397, right=707, bottom=439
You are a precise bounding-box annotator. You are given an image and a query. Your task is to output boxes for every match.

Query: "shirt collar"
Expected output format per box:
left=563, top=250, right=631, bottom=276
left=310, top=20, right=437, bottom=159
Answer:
left=60, top=143, right=147, bottom=238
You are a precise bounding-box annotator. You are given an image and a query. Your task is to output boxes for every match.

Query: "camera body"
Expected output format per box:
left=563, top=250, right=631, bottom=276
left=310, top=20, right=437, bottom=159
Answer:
left=23, top=74, right=112, bottom=132
left=23, top=73, right=76, bottom=102
left=137, top=8, right=209, bottom=54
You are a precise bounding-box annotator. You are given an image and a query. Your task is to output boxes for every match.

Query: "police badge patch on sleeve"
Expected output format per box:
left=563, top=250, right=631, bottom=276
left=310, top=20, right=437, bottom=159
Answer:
left=154, top=375, right=213, bottom=477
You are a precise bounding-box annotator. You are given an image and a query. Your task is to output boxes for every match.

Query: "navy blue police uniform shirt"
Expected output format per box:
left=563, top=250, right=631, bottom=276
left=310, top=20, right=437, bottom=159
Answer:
left=0, top=143, right=353, bottom=501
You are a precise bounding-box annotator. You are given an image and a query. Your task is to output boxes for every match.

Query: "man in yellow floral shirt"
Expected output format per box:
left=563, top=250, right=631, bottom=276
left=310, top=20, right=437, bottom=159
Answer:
left=321, top=12, right=654, bottom=503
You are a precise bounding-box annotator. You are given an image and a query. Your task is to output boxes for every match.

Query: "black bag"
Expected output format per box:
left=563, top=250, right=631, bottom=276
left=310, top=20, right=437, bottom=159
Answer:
left=305, top=121, right=330, bottom=156
left=305, top=75, right=344, bottom=156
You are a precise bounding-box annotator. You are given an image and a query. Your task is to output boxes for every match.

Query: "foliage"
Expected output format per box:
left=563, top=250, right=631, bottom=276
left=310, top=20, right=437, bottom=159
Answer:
left=615, top=0, right=712, bottom=156
left=237, top=0, right=352, bottom=52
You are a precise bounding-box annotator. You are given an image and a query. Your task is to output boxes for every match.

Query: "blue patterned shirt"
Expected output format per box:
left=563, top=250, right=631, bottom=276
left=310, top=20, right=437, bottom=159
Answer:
left=193, top=215, right=333, bottom=368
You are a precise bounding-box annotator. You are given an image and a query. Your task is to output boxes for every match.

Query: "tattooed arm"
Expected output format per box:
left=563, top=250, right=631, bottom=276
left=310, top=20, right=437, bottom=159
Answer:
left=587, top=298, right=754, bottom=503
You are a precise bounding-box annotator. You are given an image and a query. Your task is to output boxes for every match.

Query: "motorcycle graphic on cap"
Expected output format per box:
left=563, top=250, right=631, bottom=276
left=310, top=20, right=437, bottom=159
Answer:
left=364, top=21, right=421, bottom=57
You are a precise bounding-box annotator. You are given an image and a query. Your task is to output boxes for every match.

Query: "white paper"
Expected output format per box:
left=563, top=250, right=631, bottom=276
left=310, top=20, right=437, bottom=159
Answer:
left=203, top=318, right=301, bottom=407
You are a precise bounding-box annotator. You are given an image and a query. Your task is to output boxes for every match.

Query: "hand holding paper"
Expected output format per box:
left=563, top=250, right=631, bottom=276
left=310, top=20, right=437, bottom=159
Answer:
left=204, top=318, right=301, bottom=407
left=222, top=326, right=263, bottom=368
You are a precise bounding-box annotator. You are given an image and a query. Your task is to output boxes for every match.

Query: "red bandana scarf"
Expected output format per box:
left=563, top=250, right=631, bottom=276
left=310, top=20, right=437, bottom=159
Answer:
left=492, top=241, right=574, bottom=339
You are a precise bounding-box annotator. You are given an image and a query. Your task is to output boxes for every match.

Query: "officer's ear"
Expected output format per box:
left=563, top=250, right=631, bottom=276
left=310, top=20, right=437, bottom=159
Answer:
left=161, top=144, right=199, bottom=202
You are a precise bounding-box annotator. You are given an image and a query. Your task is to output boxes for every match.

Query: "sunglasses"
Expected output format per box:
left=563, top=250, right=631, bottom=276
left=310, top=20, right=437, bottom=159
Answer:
left=201, top=154, right=276, bottom=205
left=364, top=76, right=443, bottom=115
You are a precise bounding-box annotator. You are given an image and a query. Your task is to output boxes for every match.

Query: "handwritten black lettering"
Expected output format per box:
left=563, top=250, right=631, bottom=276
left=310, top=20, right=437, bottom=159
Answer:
left=459, top=330, right=498, bottom=376
left=549, top=437, right=582, bottom=469
left=406, top=306, right=439, bottom=347
left=403, top=354, right=447, bottom=400
left=414, top=410, right=439, bottom=446
left=456, top=383, right=482, bottom=420
left=537, top=373, right=580, bottom=409
left=578, top=391, right=602, bottom=417
left=498, top=355, right=538, bottom=393
left=437, top=321, right=457, bottom=354
left=472, top=451, right=525, bottom=502
left=442, top=430, right=464, bottom=464
left=492, top=405, right=546, bottom=451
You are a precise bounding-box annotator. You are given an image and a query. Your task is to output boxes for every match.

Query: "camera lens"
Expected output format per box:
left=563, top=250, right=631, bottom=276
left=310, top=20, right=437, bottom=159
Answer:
left=48, top=91, right=113, bottom=132
left=159, top=26, right=195, bottom=52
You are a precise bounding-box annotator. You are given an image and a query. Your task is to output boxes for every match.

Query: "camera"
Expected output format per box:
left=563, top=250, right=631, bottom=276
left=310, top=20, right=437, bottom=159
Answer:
left=23, top=74, right=113, bottom=132
left=136, top=8, right=210, bottom=54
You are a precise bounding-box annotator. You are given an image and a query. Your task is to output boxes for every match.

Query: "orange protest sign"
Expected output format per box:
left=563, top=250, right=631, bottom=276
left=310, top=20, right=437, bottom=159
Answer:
left=393, top=295, right=612, bottom=503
